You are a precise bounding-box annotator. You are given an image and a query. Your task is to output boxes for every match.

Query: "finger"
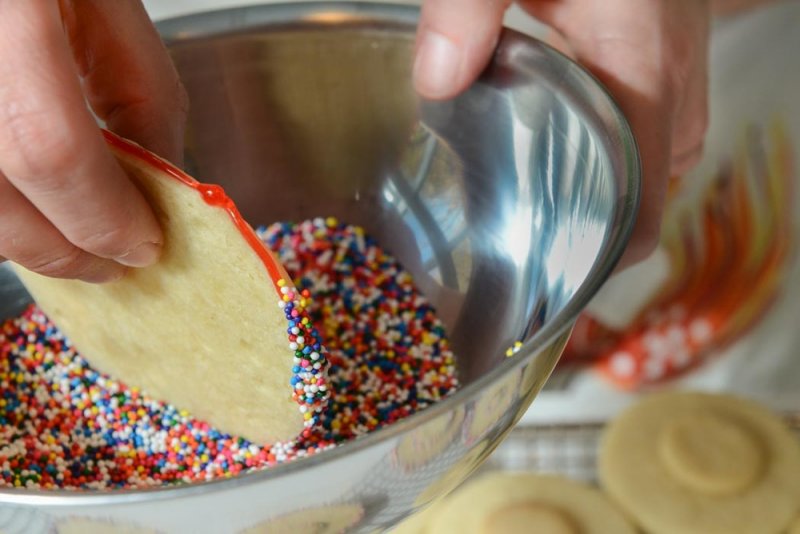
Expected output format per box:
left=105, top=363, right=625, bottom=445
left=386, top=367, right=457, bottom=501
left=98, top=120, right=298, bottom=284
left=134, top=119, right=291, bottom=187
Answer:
left=711, top=0, right=777, bottom=16
left=59, top=0, right=188, bottom=165
left=672, top=143, right=705, bottom=176
left=524, top=1, right=680, bottom=267
left=414, top=0, right=511, bottom=99
left=669, top=6, right=710, bottom=176
left=0, top=173, right=125, bottom=283
left=0, top=0, right=163, bottom=268
left=524, top=1, right=672, bottom=238
left=542, top=27, right=577, bottom=60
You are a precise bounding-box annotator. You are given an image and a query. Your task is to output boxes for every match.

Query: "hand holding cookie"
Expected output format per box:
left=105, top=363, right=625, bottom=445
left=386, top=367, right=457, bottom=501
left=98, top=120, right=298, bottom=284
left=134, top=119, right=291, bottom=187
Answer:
left=13, top=133, right=330, bottom=444
left=0, top=1, right=186, bottom=283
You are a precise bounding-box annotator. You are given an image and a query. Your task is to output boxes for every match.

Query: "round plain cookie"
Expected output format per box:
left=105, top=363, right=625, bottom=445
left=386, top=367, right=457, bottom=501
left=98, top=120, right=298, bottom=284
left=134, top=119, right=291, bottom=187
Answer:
left=466, top=375, right=520, bottom=443
left=426, top=472, right=636, bottom=534
left=58, top=518, right=159, bottom=534
left=391, top=503, right=440, bottom=534
left=414, top=442, right=491, bottom=506
left=240, top=504, right=363, bottom=534
left=599, top=391, right=800, bottom=534
left=394, top=408, right=465, bottom=471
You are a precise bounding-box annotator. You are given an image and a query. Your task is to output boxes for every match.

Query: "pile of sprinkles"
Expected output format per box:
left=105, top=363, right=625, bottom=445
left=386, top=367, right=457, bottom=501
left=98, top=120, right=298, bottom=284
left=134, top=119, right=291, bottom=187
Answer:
left=0, top=218, right=458, bottom=489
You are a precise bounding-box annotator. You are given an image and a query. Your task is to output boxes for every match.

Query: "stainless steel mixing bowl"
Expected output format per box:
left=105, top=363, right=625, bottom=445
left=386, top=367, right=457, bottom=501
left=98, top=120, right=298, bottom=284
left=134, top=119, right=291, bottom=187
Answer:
left=0, top=2, right=639, bottom=532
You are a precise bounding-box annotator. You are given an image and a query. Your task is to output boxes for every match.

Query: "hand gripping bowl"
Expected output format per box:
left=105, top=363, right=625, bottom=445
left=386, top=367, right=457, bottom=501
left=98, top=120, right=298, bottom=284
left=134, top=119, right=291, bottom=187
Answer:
left=0, top=2, right=639, bottom=533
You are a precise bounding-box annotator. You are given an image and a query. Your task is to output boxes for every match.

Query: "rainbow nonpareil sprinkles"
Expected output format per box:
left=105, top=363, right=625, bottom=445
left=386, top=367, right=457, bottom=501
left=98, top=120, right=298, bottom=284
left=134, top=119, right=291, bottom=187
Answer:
left=0, top=218, right=458, bottom=489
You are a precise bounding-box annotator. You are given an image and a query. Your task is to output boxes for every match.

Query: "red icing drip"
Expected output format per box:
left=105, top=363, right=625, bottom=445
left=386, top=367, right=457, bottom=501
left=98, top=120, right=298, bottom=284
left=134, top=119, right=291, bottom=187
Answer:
left=101, top=129, right=288, bottom=292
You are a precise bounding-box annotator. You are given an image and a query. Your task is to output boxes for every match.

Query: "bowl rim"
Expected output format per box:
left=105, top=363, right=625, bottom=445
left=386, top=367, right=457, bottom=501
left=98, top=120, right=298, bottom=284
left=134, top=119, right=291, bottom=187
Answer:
left=0, top=1, right=640, bottom=506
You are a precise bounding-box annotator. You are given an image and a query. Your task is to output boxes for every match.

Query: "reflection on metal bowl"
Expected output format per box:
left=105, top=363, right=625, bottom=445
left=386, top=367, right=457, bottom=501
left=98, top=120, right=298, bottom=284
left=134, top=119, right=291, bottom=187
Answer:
left=0, top=2, right=638, bottom=532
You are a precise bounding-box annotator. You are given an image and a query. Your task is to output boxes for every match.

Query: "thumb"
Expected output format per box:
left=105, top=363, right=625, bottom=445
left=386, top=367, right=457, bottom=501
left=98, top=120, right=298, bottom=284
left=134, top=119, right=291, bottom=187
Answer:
left=413, top=0, right=510, bottom=100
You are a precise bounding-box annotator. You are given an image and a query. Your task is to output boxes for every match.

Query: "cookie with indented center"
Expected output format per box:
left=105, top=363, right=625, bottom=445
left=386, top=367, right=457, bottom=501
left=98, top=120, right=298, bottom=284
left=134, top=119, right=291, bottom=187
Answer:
left=240, top=504, right=363, bottom=534
left=13, top=131, right=329, bottom=444
left=790, top=515, right=800, bottom=534
left=599, top=391, right=800, bottom=534
left=420, top=473, right=635, bottom=534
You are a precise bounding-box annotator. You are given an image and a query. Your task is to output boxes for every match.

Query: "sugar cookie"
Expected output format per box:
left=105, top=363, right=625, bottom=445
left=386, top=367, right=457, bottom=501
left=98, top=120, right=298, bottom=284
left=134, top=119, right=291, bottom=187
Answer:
left=13, top=132, right=329, bottom=444
left=788, top=514, right=800, bottom=534
left=425, top=473, right=635, bottom=534
left=391, top=503, right=438, bottom=534
left=240, top=504, right=363, bottom=534
left=395, top=408, right=464, bottom=470
left=599, top=391, right=800, bottom=534
left=414, top=443, right=491, bottom=506
left=58, top=518, right=158, bottom=534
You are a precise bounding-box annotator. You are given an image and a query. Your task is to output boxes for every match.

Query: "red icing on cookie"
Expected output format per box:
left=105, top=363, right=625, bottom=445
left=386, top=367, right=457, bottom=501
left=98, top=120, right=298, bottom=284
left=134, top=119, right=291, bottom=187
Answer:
left=102, top=129, right=290, bottom=291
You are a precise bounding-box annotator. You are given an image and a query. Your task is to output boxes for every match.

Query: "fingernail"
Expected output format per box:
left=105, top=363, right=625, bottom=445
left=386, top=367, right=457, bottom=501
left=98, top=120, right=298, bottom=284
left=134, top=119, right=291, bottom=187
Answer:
left=413, top=30, right=461, bottom=99
left=80, top=265, right=127, bottom=284
left=115, top=241, right=162, bottom=268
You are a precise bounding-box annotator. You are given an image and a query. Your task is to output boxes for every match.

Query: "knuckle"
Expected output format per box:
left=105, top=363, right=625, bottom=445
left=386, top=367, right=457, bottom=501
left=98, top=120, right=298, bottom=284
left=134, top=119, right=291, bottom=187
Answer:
left=626, top=228, right=661, bottom=267
left=69, top=224, right=132, bottom=259
left=672, top=141, right=705, bottom=176
left=687, top=111, right=709, bottom=145
left=0, top=101, right=81, bottom=184
left=24, top=246, right=86, bottom=279
left=174, top=78, right=190, bottom=120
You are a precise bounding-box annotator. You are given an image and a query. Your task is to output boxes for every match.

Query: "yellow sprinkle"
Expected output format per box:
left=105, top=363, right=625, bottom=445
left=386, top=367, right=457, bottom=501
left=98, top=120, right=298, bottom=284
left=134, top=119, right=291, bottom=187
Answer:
left=277, top=279, right=287, bottom=287
left=302, top=317, right=309, bottom=325
left=326, top=216, right=338, bottom=228
left=506, top=348, right=513, bottom=357
left=304, top=412, right=312, bottom=420
left=180, top=435, right=189, bottom=443
left=331, top=420, right=341, bottom=430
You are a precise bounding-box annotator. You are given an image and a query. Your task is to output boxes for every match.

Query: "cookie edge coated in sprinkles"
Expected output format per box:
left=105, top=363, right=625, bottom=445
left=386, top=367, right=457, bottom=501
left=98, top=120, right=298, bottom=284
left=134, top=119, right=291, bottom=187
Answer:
left=104, top=130, right=332, bottom=437
left=277, top=278, right=330, bottom=434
